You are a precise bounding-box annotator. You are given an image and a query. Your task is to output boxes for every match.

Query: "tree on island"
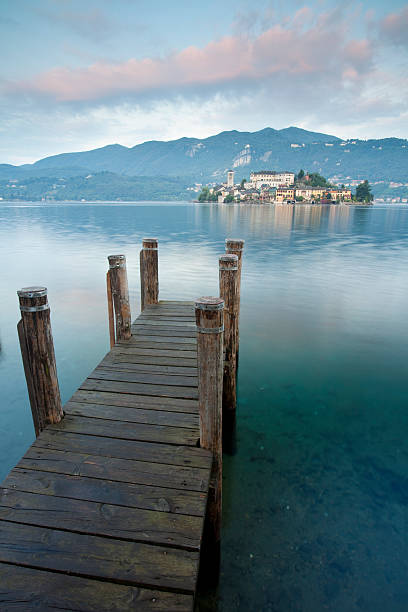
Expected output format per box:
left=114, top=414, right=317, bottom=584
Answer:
left=198, top=186, right=210, bottom=202
left=240, top=178, right=247, bottom=189
left=355, top=180, right=374, bottom=203
left=224, top=194, right=234, bottom=203
left=198, top=186, right=218, bottom=202
left=296, top=169, right=305, bottom=182
left=295, top=170, right=333, bottom=188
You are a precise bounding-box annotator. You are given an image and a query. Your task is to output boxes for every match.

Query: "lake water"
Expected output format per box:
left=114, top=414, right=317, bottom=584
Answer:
left=1, top=201, right=408, bottom=611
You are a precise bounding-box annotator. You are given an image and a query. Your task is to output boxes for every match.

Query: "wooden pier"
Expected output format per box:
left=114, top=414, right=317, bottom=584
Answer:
left=0, top=239, right=244, bottom=611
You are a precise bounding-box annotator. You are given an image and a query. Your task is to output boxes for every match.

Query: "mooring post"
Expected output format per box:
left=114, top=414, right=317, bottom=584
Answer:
left=17, top=286, right=63, bottom=436
left=225, top=238, right=244, bottom=355
left=106, top=270, right=115, bottom=348
left=195, top=296, right=224, bottom=574
left=107, top=255, right=131, bottom=341
left=219, top=254, right=239, bottom=415
left=140, top=238, right=159, bottom=311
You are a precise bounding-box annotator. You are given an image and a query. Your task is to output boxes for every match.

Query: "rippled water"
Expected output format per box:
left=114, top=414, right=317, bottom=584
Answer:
left=1, top=201, right=408, bottom=611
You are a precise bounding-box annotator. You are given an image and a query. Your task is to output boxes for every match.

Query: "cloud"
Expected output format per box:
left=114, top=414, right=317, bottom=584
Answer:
left=6, top=9, right=374, bottom=104
left=379, top=6, right=408, bottom=47
left=34, top=6, right=116, bottom=43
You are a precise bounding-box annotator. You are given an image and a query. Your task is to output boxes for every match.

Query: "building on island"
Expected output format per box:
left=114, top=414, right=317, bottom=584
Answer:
left=276, top=188, right=295, bottom=202
left=295, top=187, right=352, bottom=201
left=201, top=169, right=353, bottom=203
left=227, top=170, right=235, bottom=188
left=249, top=171, right=295, bottom=189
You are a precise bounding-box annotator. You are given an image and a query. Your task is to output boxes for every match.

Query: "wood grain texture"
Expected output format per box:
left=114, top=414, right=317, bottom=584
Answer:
left=140, top=239, right=159, bottom=311
left=111, top=346, right=197, bottom=359
left=0, top=564, right=194, bottom=611
left=49, top=414, right=199, bottom=446
left=4, top=469, right=208, bottom=516
left=225, top=239, right=244, bottom=355
left=106, top=270, right=115, bottom=348
left=0, top=521, right=199, bottom=593
left=19, top=447, right=210, bottom=492
left=195, top=298, right=224, bottom=549
left=69, top=389, right=199, bottom=413
left=131, top=326, right=197, bottom=337
left=64, top=401, right=199, bottom=428
left=80, top=378, right=198, bottom=400
left=108, top=255, right=131, bottom=341
left=219, top=254, right=238, bottom=413
left=88, top=367, right=197, bottom=387
left=17, top=287, right=62, bottom=435
left=32, top=430, right=211, bottom=468
left=98, top=359, right=197, bottom=376
left=0, top=488, right=202, bottom=550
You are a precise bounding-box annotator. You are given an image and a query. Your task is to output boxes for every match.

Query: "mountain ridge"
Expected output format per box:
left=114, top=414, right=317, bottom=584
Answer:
left=1, top=127, right=407, bottom=188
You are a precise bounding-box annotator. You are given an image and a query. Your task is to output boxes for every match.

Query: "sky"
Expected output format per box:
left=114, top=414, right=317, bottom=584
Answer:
left=1, top=0, right=408, bottom=164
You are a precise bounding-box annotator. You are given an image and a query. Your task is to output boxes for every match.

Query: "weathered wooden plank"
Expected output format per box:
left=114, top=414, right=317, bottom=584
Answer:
left=131, top=327, right=197, bottom=338
left=103, top=354, right=197, bottom=368
left=50, top=414, right=199, bottom=446
left=111, top=346, right=197, bottom=358
left=80, top=378, right=198, bottom=400
left=116, top=341, right=197, bottom=351
left=33, top=430, right=211, bottom=468
left=137, top=312, right=195, bottom=318
left=4, top=468, right=207, bottom=516
left=134, top=319, right=196, bottom=328
left=0, top=564, right=194, bottom=611
left=88, top=367, right=197, bottom=388
left=158, top=301, right=195, bottom=305
left=123, top=334, right=196, bottom=345
left=0, top=521, right=199, bottom=593
left=0, top=489, right=202, bottom=550
left=99, top=359, right=197, bottom=376
left=18, top=447, right=210, bottom=492
left=65, top=401, right=199, bottom=428
left=136, top=318, right=196, bottom=326
left=69, top=389, right=199, bottom=413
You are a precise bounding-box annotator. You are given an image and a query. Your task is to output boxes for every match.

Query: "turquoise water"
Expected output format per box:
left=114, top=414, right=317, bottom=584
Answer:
left=1, top=201, right=408, bottom=611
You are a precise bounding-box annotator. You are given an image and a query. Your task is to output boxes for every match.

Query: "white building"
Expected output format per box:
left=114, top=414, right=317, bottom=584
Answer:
left=227, top=170, right=235, bottom=188
left=249, top=171, right=295, bottom=189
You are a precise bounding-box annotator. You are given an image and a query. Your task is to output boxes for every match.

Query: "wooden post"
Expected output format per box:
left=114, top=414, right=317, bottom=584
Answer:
left=195, top=296, right=224, bottom=571
left=219, top=254, right=238, bottom=415
left=17, top=286, right=63, bottom=436
left=107, top=255, right=131, bottom=341
left=225, top=238, right=244, bottom=356
left=106, top=270, right=115, bottom=348
left=140, top=238, right=159, bottom=311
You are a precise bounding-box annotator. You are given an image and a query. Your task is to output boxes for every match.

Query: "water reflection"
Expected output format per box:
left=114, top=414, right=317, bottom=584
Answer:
left=1, top=202, right=408, bottom=611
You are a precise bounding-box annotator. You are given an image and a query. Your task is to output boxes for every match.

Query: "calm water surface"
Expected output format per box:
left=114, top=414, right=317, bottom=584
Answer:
left=1, top=201, right=408, bottom=611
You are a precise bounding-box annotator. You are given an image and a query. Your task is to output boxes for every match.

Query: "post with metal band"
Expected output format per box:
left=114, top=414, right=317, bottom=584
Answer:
left=17, top=286, right=63, bottom=436
left=225, top=239, right=244, bottom=359
left=107, top=255, right=131, bottom=342
left=195, top=296, right=224, bottom=578
left=140, top=238, right=159, bottom=311
left=219, top=254, right=239, bottom=415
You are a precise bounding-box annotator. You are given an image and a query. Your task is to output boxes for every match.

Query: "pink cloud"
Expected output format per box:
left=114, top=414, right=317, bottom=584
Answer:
left=380, top=6, right=408, bottom=46
left=7, top=12, right=374, bottom=103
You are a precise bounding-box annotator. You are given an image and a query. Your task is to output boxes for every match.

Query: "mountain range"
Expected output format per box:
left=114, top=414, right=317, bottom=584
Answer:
left=1, top=127, right=407, bottom=201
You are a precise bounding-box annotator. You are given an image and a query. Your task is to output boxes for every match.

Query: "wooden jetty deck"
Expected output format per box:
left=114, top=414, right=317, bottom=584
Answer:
left=0, top=300, right=212, bottom=611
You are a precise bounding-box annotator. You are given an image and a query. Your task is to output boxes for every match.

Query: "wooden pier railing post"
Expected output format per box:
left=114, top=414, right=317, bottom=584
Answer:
left=107, top=255, right=131, bottom=342
left=17, top=286, right=62, bottom=436
left=140, top=238, right=159, bottom=311
left=219, top=254, right=239, bottom=415
left=195, top=296, right=224, bottom=576
left=225, top=238, right=244, bottom=356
